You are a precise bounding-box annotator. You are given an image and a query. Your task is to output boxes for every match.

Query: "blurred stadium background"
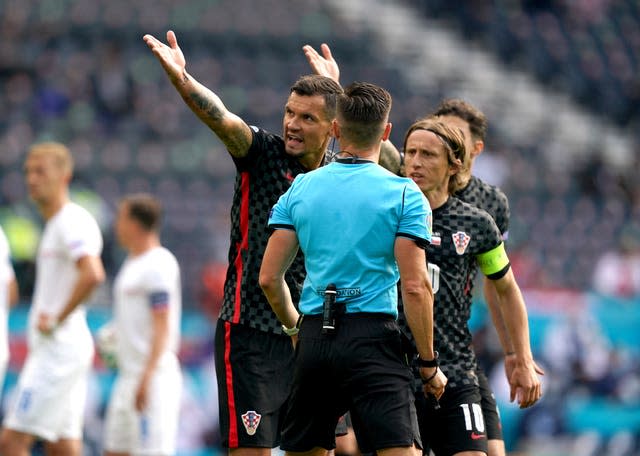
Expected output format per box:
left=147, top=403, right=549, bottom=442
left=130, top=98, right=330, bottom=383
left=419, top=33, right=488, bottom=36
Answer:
left=1, top=0, right=639, bottom=455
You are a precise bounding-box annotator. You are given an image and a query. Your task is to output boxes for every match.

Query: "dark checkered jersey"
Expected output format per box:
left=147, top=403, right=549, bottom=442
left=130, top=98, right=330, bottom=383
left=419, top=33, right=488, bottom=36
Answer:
left=218, top=127, right=308, bottom=334
left=399, top=196, right=505, bottom=388
left=455, top=175, right=510, bottom=237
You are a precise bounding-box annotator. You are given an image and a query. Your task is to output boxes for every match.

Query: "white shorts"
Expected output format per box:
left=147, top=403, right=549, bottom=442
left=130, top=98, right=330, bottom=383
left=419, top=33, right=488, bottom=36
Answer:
left=3, top=335, right=93, bottom=441
left=104, top=366, right=182, bottom=455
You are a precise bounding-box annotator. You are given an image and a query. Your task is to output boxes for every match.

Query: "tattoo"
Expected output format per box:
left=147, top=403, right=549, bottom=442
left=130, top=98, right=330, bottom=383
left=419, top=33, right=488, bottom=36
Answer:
left=188, top=92, right=224, bottom=122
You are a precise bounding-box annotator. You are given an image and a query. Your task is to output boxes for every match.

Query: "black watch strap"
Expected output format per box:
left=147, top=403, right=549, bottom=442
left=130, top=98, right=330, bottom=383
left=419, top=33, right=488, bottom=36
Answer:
left=416, top=351, right=439, bottom=368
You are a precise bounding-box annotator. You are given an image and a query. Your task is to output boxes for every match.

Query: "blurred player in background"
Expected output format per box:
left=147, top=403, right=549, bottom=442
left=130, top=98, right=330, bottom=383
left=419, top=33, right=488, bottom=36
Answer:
left=0, top=142, right=105, bottom=456
left=0, top=226, right=19, bottom=396
left=103, top=193, right=182, bottom=456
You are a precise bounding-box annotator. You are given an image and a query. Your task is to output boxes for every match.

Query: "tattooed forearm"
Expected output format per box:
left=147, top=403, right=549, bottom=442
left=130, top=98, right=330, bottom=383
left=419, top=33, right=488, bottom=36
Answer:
left=187, top=92, right=225, bottom=123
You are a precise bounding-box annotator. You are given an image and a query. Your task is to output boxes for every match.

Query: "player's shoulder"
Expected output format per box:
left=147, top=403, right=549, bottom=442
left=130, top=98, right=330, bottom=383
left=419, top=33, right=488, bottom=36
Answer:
left=446, top=196, right=497, bottom=227
left=148, top=246, right=179, bottom=266
left=139, top=247, right=180, bottom=281
left=56, top=202, right=99, bottom=228
left=468, top=175, right=508, bottom=204
left=248, top=126, right=285, bottom=154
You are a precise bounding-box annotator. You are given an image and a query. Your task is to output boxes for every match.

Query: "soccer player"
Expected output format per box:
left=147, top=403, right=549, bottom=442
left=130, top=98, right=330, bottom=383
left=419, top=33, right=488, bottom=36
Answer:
left=402, top=118, right=541, bottom=456
left=260, top=82, right=446, bottom=456
left=429, top=99, right=545, bottom=456
left=143, top=30, right=403, bottom=455
left=0, top=226, right=19, bottom=395
left=103, top=193, right=182, bottom=456
left=0, top=142, right=105, bottom=456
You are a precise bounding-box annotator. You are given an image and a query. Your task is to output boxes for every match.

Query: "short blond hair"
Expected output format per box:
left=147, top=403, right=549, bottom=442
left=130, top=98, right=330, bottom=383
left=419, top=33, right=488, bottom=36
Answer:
left=27, top=142, right=74, bottom=176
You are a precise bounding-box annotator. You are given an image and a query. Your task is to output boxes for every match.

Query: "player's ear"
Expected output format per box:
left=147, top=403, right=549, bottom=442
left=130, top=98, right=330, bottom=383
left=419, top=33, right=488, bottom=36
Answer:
left=331, top=119, right=341, bottom=139
left=472, top=140, right=484, bottom=158
left=449, top=158, right=462, bottom=176
left=382, top=122, right=392, bottom=141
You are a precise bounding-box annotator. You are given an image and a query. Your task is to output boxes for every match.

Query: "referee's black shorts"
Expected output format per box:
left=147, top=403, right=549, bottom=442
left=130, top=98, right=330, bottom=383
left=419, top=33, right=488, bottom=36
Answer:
left=281, top=313, right=421, bottom=453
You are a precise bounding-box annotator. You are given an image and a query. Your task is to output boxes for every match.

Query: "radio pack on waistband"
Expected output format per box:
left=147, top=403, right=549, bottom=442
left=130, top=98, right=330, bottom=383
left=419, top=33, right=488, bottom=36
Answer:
left=321, top=284, right=338, bottom=335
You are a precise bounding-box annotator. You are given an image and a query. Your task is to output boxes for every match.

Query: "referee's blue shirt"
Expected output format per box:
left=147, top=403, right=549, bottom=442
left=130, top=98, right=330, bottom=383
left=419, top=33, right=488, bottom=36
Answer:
left=268, top=160, right=431, bottom=318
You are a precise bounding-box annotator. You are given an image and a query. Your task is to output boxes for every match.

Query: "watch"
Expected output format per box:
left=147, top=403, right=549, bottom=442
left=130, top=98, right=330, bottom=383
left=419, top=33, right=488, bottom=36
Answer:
left=416, top=351, right=439, bottom=368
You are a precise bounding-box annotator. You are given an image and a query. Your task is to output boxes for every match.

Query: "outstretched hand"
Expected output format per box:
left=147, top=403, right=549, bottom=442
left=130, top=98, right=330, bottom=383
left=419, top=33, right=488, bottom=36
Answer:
left=303, top=43, right=340, bottom=83
left=143, top=30, right=187, bottom=82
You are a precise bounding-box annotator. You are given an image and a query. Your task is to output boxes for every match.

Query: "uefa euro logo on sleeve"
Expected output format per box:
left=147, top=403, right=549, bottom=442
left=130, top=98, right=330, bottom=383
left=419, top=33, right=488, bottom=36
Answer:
left=241, top=410, right=262, bottom=435
left=452, top=231, right=471, bottom=255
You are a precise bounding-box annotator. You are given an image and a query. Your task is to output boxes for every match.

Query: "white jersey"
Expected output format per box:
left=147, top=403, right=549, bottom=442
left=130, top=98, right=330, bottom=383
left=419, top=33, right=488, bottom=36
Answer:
left=113, top=246, right=181, bottom=376
left=29, top=202, right=103, bottom=349
left=4, top=203, right=101, bottom=440
left=0, top=226, right=15, bottom=363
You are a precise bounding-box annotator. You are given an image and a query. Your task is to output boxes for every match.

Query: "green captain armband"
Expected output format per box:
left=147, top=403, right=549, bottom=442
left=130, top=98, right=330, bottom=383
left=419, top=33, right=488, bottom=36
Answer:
left=477, top=242, right=510, bottom=279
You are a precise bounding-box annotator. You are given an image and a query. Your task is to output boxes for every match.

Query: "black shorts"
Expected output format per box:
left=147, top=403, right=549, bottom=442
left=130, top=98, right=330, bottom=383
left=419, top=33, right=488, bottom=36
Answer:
left=281, top=314, right=421, bottom=453
left=477, top=368, right=503, bottom=441
left=416, top=384, right=488, bottom=456
left=214, top=319, right=295, bottom=449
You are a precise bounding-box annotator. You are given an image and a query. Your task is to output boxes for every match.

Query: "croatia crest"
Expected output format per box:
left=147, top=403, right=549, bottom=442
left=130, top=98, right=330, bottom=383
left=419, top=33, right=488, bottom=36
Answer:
left=241, top=410, right=262, bottom=435
left=452, top=231, right=471, bottom=255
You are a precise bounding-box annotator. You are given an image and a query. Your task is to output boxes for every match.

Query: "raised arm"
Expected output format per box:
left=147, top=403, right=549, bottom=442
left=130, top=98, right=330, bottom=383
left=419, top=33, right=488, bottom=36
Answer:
left=303, top=43, right=402, bottom=174
left=303, top=43, right=340, bottom=83
left=143, top=30, right=253, bottom=158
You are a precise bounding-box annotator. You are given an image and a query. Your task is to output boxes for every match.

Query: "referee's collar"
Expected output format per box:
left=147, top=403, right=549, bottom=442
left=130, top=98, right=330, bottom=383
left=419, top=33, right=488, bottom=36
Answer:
left=335, top=157, right=375, bottom=165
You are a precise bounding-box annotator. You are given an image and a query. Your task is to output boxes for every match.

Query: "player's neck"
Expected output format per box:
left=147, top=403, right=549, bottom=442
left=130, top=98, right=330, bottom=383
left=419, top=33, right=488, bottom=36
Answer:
left=424, top=188, right=449, bottom=210
left=335, top=142, right=380, bottom=163
left=39, top=194, right=68, bottom=221
left=128, top=236, right=160, bottom=257
left=458, top=169, right=472, bottom=188
left=298, top=151, right=325, bottom=171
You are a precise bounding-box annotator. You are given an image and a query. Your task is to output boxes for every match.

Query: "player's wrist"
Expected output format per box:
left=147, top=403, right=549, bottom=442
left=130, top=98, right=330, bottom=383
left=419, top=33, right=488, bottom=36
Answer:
left=282, top=314, right=303, bottom=337
left=46, top=316, right=59, bottom=332
left=420, top=366, right=440, bottom=384
left=416, top=351, right=439, bottom=368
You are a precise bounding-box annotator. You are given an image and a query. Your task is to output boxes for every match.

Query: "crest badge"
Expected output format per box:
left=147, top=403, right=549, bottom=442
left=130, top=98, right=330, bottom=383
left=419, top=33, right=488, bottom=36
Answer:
left=241, top=410, right=262, bottom=435
left=452, top=231, right=471, bottom=255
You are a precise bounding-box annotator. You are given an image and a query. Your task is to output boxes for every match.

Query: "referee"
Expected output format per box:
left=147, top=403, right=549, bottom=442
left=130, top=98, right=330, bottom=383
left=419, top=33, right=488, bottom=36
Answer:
left=260, top=81, right=446, bottom=456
